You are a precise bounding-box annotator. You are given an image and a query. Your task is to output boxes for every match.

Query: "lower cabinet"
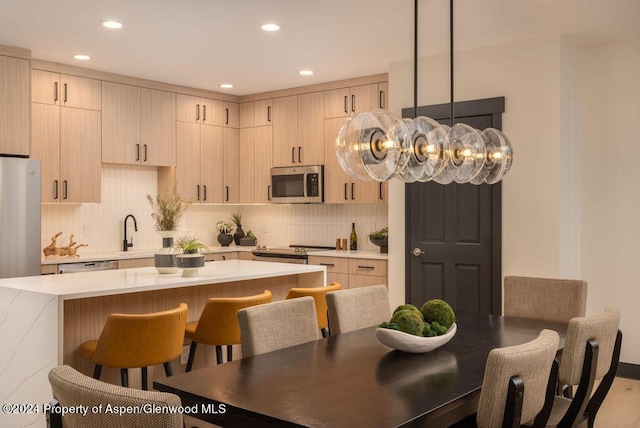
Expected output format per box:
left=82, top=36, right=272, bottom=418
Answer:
left=204, top=252, right=239, bottom=262
left=308, top=255, right=387, bottom=289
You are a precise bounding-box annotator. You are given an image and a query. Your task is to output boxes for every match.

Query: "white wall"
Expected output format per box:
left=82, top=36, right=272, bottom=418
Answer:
left=388, top=35, right=640, bottom=365
left=41, top=165, right=387, bottom=253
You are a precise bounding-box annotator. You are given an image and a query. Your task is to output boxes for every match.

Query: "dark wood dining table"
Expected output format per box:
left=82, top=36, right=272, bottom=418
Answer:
left=154, top=311, right=567, bottom=428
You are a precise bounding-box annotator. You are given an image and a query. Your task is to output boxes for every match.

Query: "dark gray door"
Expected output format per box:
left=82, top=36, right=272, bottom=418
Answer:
left=402, top=98, right=504, bottom=314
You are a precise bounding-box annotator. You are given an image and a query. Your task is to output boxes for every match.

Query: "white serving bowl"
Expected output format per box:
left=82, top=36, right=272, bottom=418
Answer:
left=375, top=323, right=457, bottom=353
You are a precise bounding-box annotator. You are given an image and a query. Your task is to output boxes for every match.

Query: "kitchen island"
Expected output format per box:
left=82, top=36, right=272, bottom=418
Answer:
left=0, top=260, right=325, bottom=427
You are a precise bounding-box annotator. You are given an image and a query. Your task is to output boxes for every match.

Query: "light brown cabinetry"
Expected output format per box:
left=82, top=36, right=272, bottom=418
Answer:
left=272, top=93, right=324, bottom=167
left=0, top=54, right=29, bottom=156
left=31, top=104, right=101, bottom=202
left=240, top=99, right=272, bottom=128
left=323, top=118, right=385, bottom=204
left=239, top=126, right=273, bottom=204
left=31, top=69, right=101, bottom=110
left=102, top=82, right=176, bottom=166
left=204, top=252, right=239, bottom=262
left=323, top=82, right=386, bottom=119
left=308, top=255, right=387, bottom=289
left=118, top=258, right=154, bottom=269
left=223, top=127, right=239, bottom=204
left=177, top=94, right=237, bottom=127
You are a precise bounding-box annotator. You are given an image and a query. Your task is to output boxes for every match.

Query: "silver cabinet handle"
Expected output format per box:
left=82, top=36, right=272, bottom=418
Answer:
left=412, top=248, right=425, bottom=257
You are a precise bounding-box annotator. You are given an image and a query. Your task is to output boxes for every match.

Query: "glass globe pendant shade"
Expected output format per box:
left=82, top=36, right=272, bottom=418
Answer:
left=445, top=123, right=487, bottom=184
left=335, top=109, right=410, bottom=182
left=397, top=116, right=451, bottom=183
left=473, top=128, right=513, bottom=184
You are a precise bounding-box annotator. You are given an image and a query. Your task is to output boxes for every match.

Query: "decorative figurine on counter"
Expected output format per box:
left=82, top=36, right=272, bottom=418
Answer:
left=43, top=232, right=89, bottom=257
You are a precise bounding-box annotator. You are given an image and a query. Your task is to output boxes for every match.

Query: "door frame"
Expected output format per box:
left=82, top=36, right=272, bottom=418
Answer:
left=401, top=97, right=505, bottom=314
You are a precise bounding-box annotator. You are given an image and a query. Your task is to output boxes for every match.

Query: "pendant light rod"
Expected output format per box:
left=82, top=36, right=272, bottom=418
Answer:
left=413, top=0, right=418, bottom=119
left=449, top=0, right=455, bottom=126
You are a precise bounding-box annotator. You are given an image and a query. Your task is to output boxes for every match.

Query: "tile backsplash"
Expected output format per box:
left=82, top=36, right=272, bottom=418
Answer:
left=41, top=165, right=388, bottom=254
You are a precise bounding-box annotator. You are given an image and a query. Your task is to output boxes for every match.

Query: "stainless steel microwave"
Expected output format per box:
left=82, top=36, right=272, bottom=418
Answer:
left=270, top=165, right=323, bottom=203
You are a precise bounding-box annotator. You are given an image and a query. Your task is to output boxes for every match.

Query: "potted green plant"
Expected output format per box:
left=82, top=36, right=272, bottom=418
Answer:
left=368, top=227, right=388, bottom=254
left=172, top=234, right=210, bottom=277
left=216, top=221, right=236, bottom=247
left=240, top=230, right=257, bottom=246
left=147, top=188, right=190, bottom=247
left=230, top=212, right=245, bottom=245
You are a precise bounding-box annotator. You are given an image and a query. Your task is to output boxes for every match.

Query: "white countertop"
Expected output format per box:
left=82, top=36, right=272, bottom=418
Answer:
left=307, top=249, right=388, bottom=260
left=41, top=246, right=254, bottom=265
left=0, top=260, right=325, bottom=299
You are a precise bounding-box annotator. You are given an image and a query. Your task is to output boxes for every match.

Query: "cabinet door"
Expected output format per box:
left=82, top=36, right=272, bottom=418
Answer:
left=176, top=122, right=201, bottom=201
left=201, top=97, right=222, bottom=126
left=239, top=102, right=255, bottom=128
left=254, top=99, right=273, bottom=126
left=324, top=88, right=350, bottom=119
left=297, top=92, right=324, bottom=166
left=31, top=69, right=60, bottom=105
left=0, top=55, right=29, bottom=156
left=31, top=103, right=60, bottom=202
left=223, top=127, right=239, bottom=203
left=141, top=88, right=176, bottom=166
left=350, top=83, right=379, bottom=114
left=176, top=94, right=200, bottom=123
left=222, top=101, right=239, bottom=128
left=254, top=126, right=273, bottom=203
left=351, top=180, right=381, bottom=204
left=272, top=95, right=298, bottom=167
left=60, top=75, right=101, bottom=110
left=102, top=82, right=141, bottom=165
left=238, top=128, right=255, bottom=203
left=60, top=108, right=101, bottom=203
left=323, top=118, right=352, bottom=204
left=200, top=125, right=224, bottom=203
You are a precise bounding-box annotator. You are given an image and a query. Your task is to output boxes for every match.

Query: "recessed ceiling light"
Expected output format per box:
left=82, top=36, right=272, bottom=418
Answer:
left=261, top=23, right=281, bottom=32
left=73, top=54, right=91, bottom=61
left=220, top=84, right=234, bottom=89
left=299, top=70, right=314, bottom=76
left=102, top=21, right=123, bottom=29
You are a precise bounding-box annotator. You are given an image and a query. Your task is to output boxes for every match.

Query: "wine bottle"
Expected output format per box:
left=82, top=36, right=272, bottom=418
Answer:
left=349, top=223, right=358, bottom=250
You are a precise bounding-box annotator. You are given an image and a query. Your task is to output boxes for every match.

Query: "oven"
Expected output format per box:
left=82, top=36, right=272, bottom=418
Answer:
left=251, top=245, right=333, bottom=264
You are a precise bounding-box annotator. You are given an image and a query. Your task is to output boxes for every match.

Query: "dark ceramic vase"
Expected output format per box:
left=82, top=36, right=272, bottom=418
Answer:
left=233, top=224, right=245, bottom=245
left=217, top=232, right=234, bottom=247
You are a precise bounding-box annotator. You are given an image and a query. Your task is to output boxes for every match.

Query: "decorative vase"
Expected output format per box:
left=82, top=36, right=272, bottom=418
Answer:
left=155, top=230, right=179, bottom=274
left=176, top=253, right=205, bottom=277
left=370, top=238, right=388, bottom=254
left=239, top=236, right=257, bottom=246
left=217, top=232, right=234, bottom=247
left=233, top=224, right=245, bottom=245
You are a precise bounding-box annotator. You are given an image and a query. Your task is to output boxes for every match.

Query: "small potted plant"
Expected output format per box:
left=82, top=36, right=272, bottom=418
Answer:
left=216, top=221, right=236, bottom=247
left=172, top=234, right=210, bottom=277
left=368, top=227, right=389, bottom=254
left=240, top=230, right=257, bottom=246
left=147, top=187, right=190, bottom=247
left=230, top=212, right=245, bottom=245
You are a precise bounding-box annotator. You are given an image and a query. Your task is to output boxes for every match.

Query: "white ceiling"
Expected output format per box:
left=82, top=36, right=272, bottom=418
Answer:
left=1, top=0, right=638, bottom=96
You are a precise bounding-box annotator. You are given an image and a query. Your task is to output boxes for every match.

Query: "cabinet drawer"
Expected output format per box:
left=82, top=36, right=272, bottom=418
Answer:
left=308, top=256, right=349, bottom=273
left=348, top=258, right=387, bottom=276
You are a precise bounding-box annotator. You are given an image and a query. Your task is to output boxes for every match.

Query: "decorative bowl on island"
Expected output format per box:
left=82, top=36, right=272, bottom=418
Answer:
left=376, top=323, right=457, bottom=353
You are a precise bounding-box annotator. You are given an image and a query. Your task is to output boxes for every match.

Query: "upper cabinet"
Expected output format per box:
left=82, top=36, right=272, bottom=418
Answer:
left=31, top=69, right=101, bottom=110
left=0, top=55, right=29, bottom=156
left=102, top=81, right=176, bottom=166
left=239, top=126, right=273, bottom=204
left=176, top=94, right=238, bottom=128
left=239, top=99, right=272, bottom=128
left=272, top=93, right=324, bottom=167
left=223, top=127, right=239, bottom=204
left=323, top=82, right=387, bottom=119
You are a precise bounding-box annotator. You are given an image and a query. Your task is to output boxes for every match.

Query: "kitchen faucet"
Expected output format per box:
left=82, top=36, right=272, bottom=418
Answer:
left=123, top=214, right=138, bottom=251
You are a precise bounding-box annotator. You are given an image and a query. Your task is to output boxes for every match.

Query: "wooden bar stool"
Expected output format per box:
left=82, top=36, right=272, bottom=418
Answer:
left=184, top=290, right=272, bottom=372
left=78, top=303, right=188, bottom=390
left=286, top=282, right=341, bottom=337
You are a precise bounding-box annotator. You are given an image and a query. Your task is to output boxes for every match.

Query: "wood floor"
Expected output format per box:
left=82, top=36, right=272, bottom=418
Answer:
left=184, top=377, right=640, bottom=428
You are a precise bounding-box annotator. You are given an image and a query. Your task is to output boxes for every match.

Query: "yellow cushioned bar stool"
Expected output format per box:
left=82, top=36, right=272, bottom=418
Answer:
left=286, top=282, right=341, bottom=337
left=78, top=303, right=188, bottom=390
left=184, top=290, right=272, bottom=372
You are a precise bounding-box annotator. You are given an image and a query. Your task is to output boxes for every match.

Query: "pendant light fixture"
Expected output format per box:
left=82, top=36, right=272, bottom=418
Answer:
left=335, top=0, right=513, bottom=185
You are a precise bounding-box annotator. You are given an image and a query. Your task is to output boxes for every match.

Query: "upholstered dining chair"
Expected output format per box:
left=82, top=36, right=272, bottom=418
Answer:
left=477, top=329, right=560, bottom=428
left=184, top=290, right=272, bottom=371
left=286, top=282, right=342, bottom=337
left=503, top=276, right=587, bottom=323
left=47, top=365, right=183, bottom=428
left=78, top=303, right=187, bottom=390
left=326, top=284, right=391, bottom=335
left=538, top=307, right=621, bottom=428
left=237, top=296, right=322, bottom=357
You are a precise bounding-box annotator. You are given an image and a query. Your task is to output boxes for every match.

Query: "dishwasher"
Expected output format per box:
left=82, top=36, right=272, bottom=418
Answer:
left=58, top=260, right=119, bottom=274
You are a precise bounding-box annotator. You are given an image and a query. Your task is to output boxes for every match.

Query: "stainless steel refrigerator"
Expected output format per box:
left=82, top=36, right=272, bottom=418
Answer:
left=0, top=157, right=41, bottom=278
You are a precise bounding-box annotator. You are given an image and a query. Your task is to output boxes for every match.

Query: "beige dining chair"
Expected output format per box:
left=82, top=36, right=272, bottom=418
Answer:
left=286, top=282, right=342, bottom=337
left=237, top=296, right=322, bottom=357
left=540, top=307, right=621, bottom=428
left=326, top=284, right=391, bottom=335
left=477, top=329, right=560, bottom=428
left=503, top=276, right=587, bottom=323
left=47, top=365, right=183, bottom=428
